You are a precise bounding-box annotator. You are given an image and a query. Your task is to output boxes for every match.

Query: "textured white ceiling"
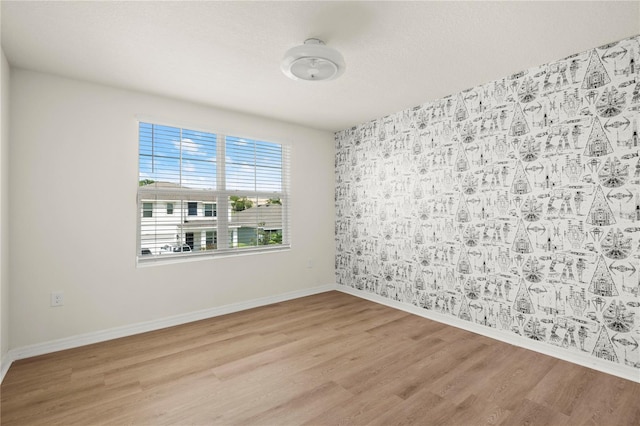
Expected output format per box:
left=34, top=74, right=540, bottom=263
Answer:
left=2, top=1, right=639, bottom=132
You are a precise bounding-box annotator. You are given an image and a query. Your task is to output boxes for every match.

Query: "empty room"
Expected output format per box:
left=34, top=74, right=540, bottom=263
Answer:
left=1, top=1, right=639, bottom=425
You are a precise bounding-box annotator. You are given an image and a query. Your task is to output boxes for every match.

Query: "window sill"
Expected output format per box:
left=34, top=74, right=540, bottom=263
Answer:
left=136, top=244, right=291, bottom=267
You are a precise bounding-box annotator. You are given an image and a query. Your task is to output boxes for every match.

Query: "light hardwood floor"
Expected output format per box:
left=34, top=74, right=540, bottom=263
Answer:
left=2, top=291, right=639, bottom=425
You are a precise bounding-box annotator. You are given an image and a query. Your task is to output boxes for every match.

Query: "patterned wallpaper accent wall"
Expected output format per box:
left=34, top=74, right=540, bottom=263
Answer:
left=335, top=35, right=640, bottom=373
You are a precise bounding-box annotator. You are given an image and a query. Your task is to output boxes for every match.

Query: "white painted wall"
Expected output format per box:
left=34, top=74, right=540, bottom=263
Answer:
left=1, top=48, right=10, bottom=368
left=9, top=69, right=335, bottom=349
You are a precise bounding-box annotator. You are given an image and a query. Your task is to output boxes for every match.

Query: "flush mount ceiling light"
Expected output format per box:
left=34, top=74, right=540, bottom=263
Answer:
left=281, top=38, right=345, bottom=82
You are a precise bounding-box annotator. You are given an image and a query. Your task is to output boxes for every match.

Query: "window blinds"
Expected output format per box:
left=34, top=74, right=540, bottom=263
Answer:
left=138, top=122, right=290, bottom=262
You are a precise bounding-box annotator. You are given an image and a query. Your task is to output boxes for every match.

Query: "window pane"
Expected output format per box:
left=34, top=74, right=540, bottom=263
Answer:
left=139, top=124, right=182, bottom=185
left=143, top=202, right=153, bottom=218
left=205, top=230, right=217, bottom=250
left=139, top=198, right=221, bottom=255
left=140, top=199, right=185, bottom=255
left=225, top=136, right=283, bottom=193
left=138, top=123, right=216, bottom=191
left=229, top=196, right=284, bottom=248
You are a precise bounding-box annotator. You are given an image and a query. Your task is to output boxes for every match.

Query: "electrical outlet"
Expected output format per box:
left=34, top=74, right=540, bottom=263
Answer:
left=306, top=258, right=313, bottom=269
left=50, top=291, right=64, bottom=307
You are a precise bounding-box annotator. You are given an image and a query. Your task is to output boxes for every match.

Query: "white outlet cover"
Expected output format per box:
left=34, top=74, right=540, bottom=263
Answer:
left=50, top=291, right=64, bottom=307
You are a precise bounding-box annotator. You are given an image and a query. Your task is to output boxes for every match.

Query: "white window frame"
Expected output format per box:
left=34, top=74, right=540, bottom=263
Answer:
left=137, top=121, right=291, bottom=265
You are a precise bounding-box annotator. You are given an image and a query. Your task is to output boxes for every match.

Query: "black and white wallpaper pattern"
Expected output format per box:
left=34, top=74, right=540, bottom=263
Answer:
left=335, top=35, right=640, bottom=373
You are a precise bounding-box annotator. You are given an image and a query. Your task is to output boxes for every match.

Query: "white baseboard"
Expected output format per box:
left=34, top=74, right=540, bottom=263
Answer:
left=337, top=285, right=640, bottom=384
left=5, top=283, right=637, bottom=385
left=2, top=284, right=335, bottom=383
left=1, top=354, right=11, bottom=383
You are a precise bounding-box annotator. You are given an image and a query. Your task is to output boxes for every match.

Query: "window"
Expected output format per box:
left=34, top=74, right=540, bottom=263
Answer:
left=185, top=232, right=195, bottom=249
left=206, top=230, right=217, bottom=250
left=137, top=122, right=289, bottom=262
left=204, top=203, right=216, bottom=217
left=142, top=203, right=153, bottom=218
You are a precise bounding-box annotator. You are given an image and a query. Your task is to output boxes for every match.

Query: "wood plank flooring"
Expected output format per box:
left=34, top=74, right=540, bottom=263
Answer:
left=2, top=291, right=639, bottom=425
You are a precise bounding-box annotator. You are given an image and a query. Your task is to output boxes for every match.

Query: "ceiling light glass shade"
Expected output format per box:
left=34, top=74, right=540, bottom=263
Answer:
left=281, top=38, right=345, bottom=81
